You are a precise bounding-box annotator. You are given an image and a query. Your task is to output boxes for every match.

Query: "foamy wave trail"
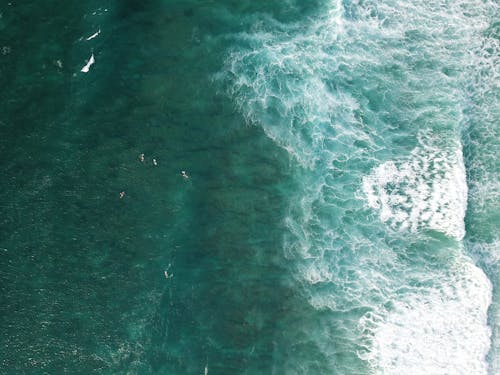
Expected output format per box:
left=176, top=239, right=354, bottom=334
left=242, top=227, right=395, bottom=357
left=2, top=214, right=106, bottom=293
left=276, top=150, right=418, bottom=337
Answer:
left=362, top=133, right=468, bottom=240
left=461, top=8, right=500, bottom=373
left=220, top=0, right=498, bottom=373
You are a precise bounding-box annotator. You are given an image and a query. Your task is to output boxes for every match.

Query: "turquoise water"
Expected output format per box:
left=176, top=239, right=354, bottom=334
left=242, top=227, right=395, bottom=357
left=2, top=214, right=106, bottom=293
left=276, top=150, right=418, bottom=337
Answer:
left=1, top=0, right=498, bottom=374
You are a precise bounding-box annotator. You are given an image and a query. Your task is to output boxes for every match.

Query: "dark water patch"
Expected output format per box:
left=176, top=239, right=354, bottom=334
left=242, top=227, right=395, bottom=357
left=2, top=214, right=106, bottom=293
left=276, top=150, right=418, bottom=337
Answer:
left=1, top=0, right=303, bottom=373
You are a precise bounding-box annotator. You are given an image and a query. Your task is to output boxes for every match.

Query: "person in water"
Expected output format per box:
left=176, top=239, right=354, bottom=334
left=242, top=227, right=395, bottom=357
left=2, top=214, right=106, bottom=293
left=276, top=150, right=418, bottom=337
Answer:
left=181, top=170, right=189, bottom=179
left=152, top=158, right=157, bottom=166
left=119, top=191, right=125, bottom=199
left=139, top=153, right=145, bottom=162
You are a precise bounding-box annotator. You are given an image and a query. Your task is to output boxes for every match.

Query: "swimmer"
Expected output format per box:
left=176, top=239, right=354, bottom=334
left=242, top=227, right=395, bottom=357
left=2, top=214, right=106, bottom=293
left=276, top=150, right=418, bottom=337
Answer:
left=181, top=170, right=189, bottom=179
left=139, top=153, right=145, bottom=162
left=119, top=191, right=125, bottom=199
left=152, top=158, right=157, bottom=166
left=164, top=270, right=173, bottom=279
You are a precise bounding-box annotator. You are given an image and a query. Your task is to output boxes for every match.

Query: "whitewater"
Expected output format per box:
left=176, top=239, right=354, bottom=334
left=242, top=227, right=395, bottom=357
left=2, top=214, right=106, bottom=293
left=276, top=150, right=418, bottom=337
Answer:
left=220, top=0, right=499, bottom=373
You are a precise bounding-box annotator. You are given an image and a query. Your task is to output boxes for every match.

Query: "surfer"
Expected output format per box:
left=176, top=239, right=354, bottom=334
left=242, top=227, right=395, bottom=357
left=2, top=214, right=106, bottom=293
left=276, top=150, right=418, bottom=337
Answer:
left=181, top=170, right=189, bottom=179
left=119, top=191, right=125, bottom=199
left=164, top=270, right=173, bottom=279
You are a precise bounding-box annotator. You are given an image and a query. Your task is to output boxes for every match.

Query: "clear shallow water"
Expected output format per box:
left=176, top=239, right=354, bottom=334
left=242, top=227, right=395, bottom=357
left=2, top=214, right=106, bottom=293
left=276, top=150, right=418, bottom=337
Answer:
left=0, top=1, right=498, bottom=374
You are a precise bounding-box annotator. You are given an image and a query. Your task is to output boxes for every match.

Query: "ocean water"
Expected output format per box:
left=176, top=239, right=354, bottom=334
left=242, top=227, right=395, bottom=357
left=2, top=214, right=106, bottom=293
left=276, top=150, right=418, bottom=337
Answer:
left=0, top=0, right=498, bottom=374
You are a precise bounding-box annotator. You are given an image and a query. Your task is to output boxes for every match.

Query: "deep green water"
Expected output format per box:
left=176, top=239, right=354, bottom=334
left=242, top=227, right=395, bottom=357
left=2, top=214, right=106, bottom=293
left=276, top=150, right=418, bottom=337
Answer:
left=1, top=1, right=499, bottom=374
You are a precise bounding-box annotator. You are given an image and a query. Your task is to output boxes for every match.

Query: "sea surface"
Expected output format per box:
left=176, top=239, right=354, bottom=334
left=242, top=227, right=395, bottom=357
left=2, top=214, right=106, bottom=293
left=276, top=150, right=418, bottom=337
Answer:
left=0, top=0, right=498, bottom=374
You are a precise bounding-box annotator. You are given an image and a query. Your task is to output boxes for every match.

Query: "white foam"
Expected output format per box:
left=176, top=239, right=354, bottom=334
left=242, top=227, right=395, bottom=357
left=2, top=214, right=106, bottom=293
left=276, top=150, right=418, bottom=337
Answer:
left=359, top=259, right=492, bottom=375
left=81, top=53, right=95, bottom=73
left=220, top=0, right=354, bottom=169
left=362, top=135, right=468, bottom=240
left=301, top=262, right=333, bottom=285
left=220, top=0, right=497, bottom=372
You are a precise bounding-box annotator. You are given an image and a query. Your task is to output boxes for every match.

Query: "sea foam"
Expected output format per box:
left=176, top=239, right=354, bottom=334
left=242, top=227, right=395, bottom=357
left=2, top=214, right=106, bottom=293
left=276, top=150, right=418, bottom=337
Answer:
left=221, top=0, right=496, bottom=372
left=362, top=133, right=468, bottom=240
left=359, top=259, right=492, bottom=375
